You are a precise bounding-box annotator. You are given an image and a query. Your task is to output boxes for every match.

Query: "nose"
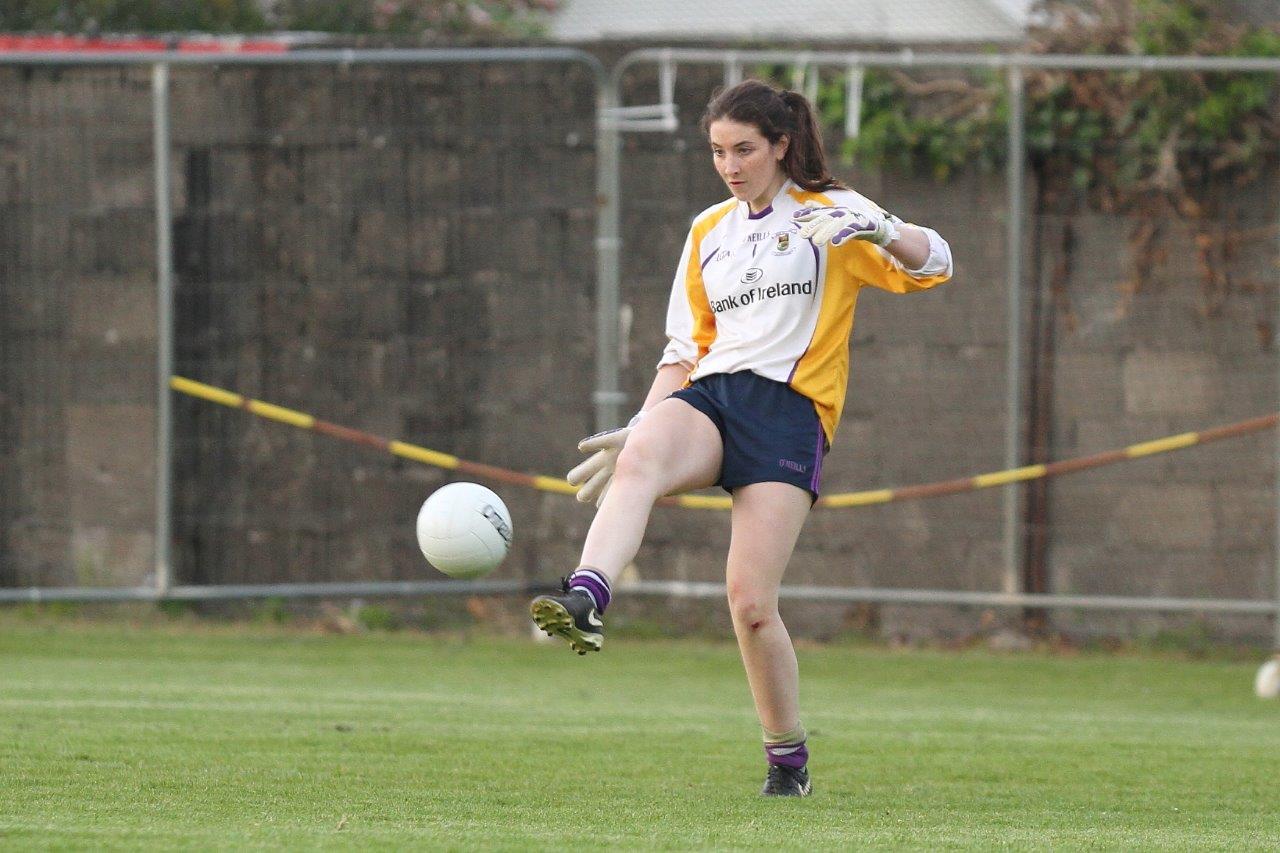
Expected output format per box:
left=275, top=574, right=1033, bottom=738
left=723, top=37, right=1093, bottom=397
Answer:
left=721, top=155, right=740, bottom=176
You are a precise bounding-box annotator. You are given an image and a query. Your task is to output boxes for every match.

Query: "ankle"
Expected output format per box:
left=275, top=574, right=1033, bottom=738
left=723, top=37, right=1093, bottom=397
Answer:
left=763, top=722, right=808, bottom=768
left=567, top=567, right=612, bottom=612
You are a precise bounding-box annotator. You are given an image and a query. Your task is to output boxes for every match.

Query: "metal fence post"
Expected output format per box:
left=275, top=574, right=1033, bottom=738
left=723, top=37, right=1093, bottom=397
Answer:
left=594, top=76, right=625, bottom=430
left=152, top=62, right=173, bottom=596
left=1002, top=63, right=1026, bottom=597
left=1275, top=172, right=1280, bottom=650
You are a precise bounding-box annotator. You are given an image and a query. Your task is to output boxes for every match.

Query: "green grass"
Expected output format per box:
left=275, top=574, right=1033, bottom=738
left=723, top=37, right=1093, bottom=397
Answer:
left=1, top=621, right=1278, bottom=850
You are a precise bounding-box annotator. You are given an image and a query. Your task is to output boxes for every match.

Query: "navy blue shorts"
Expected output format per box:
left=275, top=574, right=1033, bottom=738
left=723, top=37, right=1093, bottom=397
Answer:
left=670, top=371, right=828, bottom=501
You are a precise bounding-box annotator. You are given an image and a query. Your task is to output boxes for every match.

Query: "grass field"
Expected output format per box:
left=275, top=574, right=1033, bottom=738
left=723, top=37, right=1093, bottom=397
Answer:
left=1, top=618, right=1278, bottom=850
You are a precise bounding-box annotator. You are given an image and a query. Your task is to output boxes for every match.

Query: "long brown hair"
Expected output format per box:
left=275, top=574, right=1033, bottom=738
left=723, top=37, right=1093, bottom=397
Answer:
left=700, top=79, right=844, bottom=193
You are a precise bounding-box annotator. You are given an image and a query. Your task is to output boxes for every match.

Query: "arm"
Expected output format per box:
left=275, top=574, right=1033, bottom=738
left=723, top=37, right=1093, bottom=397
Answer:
left=640, top=362, right=693, bottom=411
left=856, top=224, right=953, bottom=293
left=793, top=197, right=953, bottom=286
left=882, top=224, right=931, bottom=271
left=569, top=228, right=704, bottom=506
left=568, top=363, right=692, bottom=507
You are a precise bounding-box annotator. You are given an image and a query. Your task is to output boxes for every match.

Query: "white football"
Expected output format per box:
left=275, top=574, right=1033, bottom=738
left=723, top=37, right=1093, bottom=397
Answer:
left=415, top=482, right=513, bottom=579
left=1254, top=657, right=1280, bottom=700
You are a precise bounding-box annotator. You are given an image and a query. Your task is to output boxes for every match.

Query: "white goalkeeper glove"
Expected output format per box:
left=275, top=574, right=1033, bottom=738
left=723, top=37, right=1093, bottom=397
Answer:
left=566, top=412, right=643, bottom=508
left=792, top=200, right=900, bottom=248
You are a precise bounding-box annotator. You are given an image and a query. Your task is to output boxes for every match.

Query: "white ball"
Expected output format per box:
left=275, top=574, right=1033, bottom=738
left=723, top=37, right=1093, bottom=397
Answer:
left=1254, top=658, right=1280, bottom=700
left=415, top=482, right=513, bottom=579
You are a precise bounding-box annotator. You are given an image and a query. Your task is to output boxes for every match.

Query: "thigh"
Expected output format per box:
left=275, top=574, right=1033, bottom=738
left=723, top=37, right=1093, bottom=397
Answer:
left=625, top=395, right=724, bottom=496
left=726, top=482, right=813, bottom=595
left=719, top=376, right=827, bottom=500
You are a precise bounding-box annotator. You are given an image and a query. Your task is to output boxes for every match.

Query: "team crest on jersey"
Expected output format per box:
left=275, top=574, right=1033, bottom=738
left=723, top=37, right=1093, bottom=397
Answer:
left=772, top=230, right=797, bottom=255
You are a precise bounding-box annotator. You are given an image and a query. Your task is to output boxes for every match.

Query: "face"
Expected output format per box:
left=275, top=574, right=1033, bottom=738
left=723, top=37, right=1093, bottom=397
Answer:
left=708, top=118, right=789, bottom=212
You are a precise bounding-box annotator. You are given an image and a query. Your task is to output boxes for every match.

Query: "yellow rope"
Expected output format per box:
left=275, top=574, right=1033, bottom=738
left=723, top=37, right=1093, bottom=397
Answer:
left=170, top=376, right=1277, bottom=510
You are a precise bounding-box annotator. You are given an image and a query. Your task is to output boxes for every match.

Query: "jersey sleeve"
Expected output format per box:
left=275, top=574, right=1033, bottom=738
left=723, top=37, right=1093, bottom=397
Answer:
left=842, top=227, right=953, bottom=294
left=657, top=228, right=716, bottom=370
left=831, top=192, right=953, bottom=294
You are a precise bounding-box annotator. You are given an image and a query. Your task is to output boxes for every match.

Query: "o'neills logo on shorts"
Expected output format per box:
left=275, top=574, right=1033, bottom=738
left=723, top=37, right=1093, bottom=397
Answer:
left=709, top=279, right=814, bottom=313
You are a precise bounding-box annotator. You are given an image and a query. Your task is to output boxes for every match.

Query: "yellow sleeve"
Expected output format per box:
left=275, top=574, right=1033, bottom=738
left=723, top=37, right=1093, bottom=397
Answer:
left=661, top=201, right=737, bottom=371
left=840, top=238, right=951, bottom=294
left=683, top=237, right=717, bottom=363
left=659, top=226, right=718, bottom=370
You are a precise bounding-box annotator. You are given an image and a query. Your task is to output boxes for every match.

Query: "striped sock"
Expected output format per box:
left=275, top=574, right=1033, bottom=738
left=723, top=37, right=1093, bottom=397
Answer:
left=764, top=722, right=808, bottom=768
left=568, top=568, right=612, bottom=613
left=764, top=740, right=809, bottom=769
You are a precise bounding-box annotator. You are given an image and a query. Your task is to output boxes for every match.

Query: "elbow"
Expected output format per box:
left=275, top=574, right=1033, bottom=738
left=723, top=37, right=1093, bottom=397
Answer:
left=906, top=229, right=953, bottom=280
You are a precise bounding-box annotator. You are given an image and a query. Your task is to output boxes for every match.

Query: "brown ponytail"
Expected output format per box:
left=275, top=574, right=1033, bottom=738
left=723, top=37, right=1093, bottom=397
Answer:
left=700, top=79, right=844, bottom=193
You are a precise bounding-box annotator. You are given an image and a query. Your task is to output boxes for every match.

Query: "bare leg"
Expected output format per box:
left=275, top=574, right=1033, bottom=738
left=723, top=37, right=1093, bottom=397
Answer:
left=577, top=397, right=722, bottom=585
left=724, top=482, right=812, bottom=733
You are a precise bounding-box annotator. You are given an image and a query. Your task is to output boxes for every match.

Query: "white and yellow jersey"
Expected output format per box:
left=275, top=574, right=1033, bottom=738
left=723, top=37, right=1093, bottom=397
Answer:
left=660, top=180, right=953, bottom=444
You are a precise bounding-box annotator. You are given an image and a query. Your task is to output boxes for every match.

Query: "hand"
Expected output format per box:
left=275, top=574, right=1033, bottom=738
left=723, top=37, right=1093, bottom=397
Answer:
left=792, top=201, right=899, bottom=248
left=566, top=412, right=643, bottom=508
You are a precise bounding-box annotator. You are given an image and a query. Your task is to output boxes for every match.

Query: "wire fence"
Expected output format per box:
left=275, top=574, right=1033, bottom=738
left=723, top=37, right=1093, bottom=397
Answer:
left=0, top=47, right=1277, bottom=642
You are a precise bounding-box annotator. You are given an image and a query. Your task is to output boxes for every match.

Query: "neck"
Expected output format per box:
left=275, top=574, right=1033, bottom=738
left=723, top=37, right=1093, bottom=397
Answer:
left=749, top=173, right=788, bottom=213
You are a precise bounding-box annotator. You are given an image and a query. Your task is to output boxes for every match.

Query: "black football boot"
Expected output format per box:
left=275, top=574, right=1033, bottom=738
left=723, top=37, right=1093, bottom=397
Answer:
left=530, top=578, right=603, bottom=655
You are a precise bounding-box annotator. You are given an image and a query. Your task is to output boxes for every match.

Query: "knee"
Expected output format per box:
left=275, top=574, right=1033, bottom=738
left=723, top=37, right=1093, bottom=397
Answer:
left=613, top=435, right=662, bottom=486
left=727, top=580, right=778, bottom=632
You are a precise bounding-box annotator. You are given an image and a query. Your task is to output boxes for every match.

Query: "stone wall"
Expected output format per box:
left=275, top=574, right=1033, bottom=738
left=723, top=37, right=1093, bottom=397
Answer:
left=0, top=66, right=160, bottom=588
left=1036, top=202, right=1279, bottom=639
left=0, top=61, right=1275, bottom=640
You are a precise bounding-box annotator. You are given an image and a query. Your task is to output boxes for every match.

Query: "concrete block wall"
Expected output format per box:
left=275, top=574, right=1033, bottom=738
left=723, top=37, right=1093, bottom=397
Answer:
left=0, top=63, right=1275, bottom=640
left=0, top=67, right=159, bottom=588
left=1039, top=200, right=1278, bottom=631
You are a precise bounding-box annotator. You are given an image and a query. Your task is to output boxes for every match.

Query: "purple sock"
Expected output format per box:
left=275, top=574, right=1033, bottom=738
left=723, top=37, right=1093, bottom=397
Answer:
left=568, top=568, right=611, bottom=613
left=764, top=740, right=808, bottom=769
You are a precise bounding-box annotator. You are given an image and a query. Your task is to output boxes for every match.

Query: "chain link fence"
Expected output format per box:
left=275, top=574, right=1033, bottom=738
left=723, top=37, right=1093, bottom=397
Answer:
left=1, top=48, right=1277, bottom=642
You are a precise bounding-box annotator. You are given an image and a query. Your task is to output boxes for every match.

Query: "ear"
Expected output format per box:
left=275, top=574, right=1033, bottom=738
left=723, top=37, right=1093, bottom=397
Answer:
left=775, top=134, right=790, bottom=162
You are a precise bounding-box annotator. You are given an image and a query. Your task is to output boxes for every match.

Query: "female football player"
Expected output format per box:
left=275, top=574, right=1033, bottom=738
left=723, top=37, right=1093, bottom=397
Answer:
left=532, top=79, right=954, bottom=797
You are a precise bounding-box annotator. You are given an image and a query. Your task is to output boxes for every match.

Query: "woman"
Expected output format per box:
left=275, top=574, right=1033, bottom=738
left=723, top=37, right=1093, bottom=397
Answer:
left=531, top=79, right=953, bottom=797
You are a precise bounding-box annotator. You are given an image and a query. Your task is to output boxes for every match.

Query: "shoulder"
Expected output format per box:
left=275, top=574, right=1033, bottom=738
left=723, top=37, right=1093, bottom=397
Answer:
left=787, top=186, right=887, bottom=217
left=689, top=198, right=739, bottom=235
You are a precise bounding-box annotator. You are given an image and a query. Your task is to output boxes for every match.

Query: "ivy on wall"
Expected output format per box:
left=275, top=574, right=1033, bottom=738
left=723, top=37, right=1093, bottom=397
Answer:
left=0, top=0, right=559, bottom=39
left=824, top=0, right=1280, bottom=205
left=822, top=68, right=1008, bottom=182
left=1, top=0, right=268, bottom=32
left=798, top=0, right=1280, bottom=320
left=269, top=0, right=557, bottom=38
